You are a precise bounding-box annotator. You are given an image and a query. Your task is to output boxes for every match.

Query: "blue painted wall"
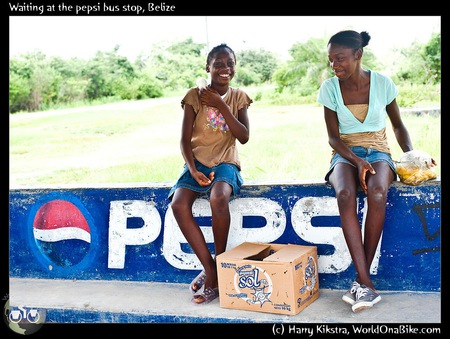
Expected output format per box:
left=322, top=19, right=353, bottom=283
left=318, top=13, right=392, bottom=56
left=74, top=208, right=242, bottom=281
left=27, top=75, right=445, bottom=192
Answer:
left=9, top=180, right=440, bottom=291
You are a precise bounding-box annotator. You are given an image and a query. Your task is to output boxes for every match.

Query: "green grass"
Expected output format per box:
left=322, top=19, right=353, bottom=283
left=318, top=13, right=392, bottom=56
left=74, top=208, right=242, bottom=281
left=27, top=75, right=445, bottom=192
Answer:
left=9, top=98, right=441, bottom=187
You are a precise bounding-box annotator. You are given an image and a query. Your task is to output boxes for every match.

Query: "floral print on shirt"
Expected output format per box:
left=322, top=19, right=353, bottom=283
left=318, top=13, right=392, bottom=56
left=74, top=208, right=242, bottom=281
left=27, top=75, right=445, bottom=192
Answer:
left=205, top=106, right=229, bottom=132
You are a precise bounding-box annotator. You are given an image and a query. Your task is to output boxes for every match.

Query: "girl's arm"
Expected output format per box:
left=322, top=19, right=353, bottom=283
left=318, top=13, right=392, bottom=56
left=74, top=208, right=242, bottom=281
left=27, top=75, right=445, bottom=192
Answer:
left=180, top=103, right=214, bottom=186
left=386, top=98, right=414, bottom=153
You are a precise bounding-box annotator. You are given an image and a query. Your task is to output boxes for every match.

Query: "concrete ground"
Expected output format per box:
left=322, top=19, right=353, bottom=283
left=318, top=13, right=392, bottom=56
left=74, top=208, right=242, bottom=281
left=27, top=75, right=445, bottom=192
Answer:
left=9, top=277, right=441, bottom=326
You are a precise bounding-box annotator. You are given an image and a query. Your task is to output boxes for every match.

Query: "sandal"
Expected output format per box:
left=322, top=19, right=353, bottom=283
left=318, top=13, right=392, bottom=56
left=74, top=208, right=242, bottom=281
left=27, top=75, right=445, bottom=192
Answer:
left=189, top=270, right=206, bottom=294
left=192, top=286, right=219, bottom=305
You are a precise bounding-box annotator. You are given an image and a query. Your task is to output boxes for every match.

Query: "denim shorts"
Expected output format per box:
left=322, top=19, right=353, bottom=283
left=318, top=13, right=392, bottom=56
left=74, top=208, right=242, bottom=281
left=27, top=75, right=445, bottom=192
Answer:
left=168, top=160, right=243, bottom=200
left=325, top=146, right=397, bottom=182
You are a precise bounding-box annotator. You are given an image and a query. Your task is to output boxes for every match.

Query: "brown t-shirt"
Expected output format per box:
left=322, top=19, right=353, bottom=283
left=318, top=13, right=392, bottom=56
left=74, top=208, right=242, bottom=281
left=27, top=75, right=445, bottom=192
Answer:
left=181, top=87, right=252, bottom=169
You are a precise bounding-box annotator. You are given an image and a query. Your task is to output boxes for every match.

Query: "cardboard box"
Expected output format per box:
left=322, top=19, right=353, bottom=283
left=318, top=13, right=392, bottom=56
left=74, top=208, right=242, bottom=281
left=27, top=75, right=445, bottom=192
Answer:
left=216, top=242, right=319, bottom=315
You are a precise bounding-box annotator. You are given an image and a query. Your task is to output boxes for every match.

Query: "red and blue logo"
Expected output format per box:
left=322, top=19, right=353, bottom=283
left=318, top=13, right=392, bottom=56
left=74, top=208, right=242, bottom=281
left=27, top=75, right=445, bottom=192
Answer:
left=29, top=197, right=97, bottom=274
left=34, top=199, right=91, bottom=244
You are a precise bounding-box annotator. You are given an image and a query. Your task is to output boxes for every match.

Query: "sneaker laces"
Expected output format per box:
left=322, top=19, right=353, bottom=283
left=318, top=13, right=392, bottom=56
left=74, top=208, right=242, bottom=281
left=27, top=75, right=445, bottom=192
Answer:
left=355, top=286, right=370, bottom=299
left=350, top=281, right=360, bottom=294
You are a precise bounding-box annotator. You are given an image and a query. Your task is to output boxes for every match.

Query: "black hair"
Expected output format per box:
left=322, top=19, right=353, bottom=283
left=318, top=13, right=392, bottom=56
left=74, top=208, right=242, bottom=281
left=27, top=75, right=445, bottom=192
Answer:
left=328, top=30, right=371, bottom=51
left=206, top=43, right=236, bottom=65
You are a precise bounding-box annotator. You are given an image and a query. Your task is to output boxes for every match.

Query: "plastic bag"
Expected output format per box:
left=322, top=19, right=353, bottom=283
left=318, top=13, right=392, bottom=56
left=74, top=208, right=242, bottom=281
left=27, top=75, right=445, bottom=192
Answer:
left=196, top=77, right=208, bottom=90
left=395, top=150, right=437, bottom=186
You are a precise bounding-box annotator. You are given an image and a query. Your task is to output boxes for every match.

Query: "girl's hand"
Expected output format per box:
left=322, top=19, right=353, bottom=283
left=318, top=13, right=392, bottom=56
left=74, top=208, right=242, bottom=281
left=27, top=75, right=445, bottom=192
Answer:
left=357, top=159, right=376, bottom=194
left=193, top=171, right=215, bottom=187
left=199, top=87, right=221, bottom=107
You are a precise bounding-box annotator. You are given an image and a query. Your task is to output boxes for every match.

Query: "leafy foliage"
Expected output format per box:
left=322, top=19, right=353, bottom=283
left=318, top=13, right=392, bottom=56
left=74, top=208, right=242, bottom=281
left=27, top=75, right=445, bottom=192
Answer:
left=9, top=34, right=440, bottom=113
left=395, top=32, right=441, bottom=85
left=236, top=48, right=279, bottom=84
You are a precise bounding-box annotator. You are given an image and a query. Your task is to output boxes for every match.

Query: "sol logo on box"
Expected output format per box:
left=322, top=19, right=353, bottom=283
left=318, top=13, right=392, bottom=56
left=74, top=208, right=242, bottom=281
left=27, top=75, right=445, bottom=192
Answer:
left=235, top=265, right=272, bottom=307
left=30, top=198, right=97, bottom=273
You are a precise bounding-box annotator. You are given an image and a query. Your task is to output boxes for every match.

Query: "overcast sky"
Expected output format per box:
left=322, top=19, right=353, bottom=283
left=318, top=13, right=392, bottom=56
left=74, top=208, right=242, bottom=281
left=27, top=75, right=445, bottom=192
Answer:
left=9, top=16, right=440, bottom=61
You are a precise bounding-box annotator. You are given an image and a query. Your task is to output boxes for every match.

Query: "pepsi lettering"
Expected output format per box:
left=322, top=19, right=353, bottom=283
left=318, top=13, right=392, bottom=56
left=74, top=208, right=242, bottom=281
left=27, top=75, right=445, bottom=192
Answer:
left=106, top=196, right=378, bottom=274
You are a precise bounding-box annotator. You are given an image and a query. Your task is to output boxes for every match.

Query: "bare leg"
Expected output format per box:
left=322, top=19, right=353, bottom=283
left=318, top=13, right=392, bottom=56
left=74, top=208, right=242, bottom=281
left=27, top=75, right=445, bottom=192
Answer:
left=170, top=188, right=214, bottom=276
left=330, top=162, right=394, bottom=291
left=205, top=181, right=233, bottom=289
left=363, top=161, right=395, bottom=289
left=329, top=163, right=372, bottom=288
left=210, top=181, right=233, bottom=255
left=170, top=182, right=233, bottom=303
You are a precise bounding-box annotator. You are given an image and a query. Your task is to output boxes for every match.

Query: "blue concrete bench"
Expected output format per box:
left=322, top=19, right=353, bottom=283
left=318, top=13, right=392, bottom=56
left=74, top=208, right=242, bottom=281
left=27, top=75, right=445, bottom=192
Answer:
left=9, top=179, right=440, bottom=292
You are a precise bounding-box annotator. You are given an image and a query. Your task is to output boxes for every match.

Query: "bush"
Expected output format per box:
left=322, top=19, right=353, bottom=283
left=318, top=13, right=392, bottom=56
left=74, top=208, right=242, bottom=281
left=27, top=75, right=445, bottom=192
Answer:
left=397, top=83, right=440, bottom=108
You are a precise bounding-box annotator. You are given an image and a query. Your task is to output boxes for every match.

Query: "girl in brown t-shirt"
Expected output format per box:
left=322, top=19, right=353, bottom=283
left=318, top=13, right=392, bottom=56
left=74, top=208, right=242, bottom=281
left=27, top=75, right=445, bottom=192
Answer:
left=168, top=43, right=252, bottom=304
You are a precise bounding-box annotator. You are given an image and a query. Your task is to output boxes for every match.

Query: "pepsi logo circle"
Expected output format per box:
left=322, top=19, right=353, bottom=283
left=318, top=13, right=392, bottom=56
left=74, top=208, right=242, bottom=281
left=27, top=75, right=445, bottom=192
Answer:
left=33, top=199, right=92, bottom=269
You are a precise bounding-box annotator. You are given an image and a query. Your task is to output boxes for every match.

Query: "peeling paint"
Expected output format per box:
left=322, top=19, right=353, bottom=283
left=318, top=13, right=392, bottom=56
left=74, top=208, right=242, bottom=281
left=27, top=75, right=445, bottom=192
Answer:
left=9, top=180, right=441, bottom=291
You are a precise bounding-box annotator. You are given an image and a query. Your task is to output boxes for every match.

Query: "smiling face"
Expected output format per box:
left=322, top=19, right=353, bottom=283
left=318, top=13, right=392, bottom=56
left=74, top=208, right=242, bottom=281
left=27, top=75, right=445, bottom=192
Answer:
left=207, top=48, right=236, bottom=89
left=327, top=43, right=361, bottom=81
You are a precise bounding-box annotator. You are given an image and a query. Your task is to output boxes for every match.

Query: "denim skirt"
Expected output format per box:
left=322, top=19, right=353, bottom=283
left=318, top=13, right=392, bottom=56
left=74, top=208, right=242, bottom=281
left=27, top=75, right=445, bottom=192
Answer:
left=168, top=160, right=243, bottom=200
left=325, top=146, right=397, bottom=182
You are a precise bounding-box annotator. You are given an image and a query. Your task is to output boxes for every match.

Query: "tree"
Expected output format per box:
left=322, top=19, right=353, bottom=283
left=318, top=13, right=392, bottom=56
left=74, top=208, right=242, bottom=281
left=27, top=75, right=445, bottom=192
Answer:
left=274, top=36, right=384, bottom=95
left=144, top=39, right=206, bottom=91
left=9, top=50, right=60, bottom=112
left=9, top=58, right=32, bottom=112
left=83, top=46, right=137, bottom=100
left=422, top=32, right=440, bottom=84
left=167, top=37, right=205, bottom=57
left=393, top=32, right=440, bottom=85
left=237, top=49, right=278, bottom=83
left=273, top=37, right=326, bottom=95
